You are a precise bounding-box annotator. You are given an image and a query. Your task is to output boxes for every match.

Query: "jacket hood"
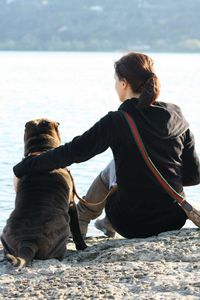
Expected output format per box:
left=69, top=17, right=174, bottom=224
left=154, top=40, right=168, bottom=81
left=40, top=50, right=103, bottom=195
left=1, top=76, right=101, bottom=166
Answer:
left=119, top=99, right=189, bottom=139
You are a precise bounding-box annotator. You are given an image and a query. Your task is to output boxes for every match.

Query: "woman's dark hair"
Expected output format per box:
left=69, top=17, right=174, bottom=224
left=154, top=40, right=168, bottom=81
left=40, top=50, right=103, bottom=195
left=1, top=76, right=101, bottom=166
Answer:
left=114, top=52, right=160, bottom=108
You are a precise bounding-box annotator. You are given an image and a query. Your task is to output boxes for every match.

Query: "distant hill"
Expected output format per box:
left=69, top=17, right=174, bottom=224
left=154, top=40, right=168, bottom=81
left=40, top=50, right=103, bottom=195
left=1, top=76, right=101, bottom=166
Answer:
left=0, top=0, right=200, bottom=52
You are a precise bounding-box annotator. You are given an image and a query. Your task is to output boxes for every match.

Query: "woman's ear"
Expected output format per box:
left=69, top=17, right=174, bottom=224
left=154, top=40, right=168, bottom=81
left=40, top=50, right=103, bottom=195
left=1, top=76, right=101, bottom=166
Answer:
left=121, top=78, right=128, bottom=89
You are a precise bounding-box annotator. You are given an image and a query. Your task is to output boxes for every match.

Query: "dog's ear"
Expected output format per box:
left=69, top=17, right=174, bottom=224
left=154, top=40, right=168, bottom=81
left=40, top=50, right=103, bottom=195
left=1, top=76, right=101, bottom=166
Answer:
left=54, top=122, right=60, bottom=128
left=25, top=120, right=35, bottom=130
left=53, top=121, right=61, bottom=143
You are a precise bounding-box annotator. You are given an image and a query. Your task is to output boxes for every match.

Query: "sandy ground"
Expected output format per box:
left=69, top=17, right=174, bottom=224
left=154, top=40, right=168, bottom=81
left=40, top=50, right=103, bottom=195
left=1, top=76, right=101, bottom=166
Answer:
left=0, top=228, right=200, bottom=300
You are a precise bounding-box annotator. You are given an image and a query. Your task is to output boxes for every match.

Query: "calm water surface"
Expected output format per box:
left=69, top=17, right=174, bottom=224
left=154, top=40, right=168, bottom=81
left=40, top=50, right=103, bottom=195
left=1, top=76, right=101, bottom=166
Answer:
left=0, top=52, right=200, bottom=234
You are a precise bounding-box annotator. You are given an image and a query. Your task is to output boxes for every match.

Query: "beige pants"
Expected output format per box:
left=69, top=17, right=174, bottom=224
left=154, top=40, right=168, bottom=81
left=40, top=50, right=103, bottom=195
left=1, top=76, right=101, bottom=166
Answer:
left=77, top=160, right=116, bottom=228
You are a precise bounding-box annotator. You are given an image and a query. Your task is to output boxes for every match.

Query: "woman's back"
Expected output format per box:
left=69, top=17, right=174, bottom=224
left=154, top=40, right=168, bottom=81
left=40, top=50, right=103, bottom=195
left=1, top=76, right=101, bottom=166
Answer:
left=105, top=99, right=199, bottom=238
left=111, top=99, right=195, bottom=194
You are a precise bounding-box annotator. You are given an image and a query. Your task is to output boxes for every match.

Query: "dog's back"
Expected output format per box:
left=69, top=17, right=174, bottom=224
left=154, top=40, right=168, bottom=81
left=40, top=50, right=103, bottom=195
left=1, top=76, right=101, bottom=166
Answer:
left=3, top=170, right=72, bottom=261
left=1, top=119, right=76, bottom=268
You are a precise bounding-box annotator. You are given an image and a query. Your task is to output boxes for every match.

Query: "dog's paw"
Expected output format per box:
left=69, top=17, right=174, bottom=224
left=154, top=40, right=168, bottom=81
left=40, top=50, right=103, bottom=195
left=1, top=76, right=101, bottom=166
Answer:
left=75, top=242, right=87, bottom=251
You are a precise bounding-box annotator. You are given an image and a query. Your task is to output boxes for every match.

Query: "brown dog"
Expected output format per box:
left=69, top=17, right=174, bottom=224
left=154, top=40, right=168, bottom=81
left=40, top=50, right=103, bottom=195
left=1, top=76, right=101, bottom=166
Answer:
left=1, top=119, right=87, bottom=269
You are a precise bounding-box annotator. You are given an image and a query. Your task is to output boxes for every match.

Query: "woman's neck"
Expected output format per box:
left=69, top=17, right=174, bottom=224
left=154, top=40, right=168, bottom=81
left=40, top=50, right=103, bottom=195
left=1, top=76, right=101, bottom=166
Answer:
left=121, top=89, right=141, bottom=103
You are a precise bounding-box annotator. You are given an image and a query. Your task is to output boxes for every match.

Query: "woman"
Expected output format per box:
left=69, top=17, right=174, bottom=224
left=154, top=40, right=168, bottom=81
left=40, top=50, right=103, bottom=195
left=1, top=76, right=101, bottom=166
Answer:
left=13, top=52, right=200, bottom=239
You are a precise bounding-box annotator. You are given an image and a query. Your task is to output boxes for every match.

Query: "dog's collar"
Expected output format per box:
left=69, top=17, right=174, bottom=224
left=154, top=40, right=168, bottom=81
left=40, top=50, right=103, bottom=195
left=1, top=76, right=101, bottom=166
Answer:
left=26, top=151, right=45, bottom=157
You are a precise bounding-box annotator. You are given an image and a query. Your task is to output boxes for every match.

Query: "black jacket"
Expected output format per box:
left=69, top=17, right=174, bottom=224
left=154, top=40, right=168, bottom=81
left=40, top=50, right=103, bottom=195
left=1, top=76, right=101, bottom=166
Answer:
left=14, top=99, right=200, bottom=238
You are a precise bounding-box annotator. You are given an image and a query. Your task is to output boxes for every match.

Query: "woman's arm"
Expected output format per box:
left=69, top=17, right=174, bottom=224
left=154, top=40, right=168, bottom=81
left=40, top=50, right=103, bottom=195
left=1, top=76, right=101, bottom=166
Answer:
left=181, top=129, right=200, bottom=186
left=13, top=113, right=114, bottom=178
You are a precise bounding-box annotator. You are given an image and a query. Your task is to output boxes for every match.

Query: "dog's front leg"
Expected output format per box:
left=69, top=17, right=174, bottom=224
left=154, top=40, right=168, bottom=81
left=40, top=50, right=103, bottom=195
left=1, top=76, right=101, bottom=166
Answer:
left=68, top=202, right=87, bottom=250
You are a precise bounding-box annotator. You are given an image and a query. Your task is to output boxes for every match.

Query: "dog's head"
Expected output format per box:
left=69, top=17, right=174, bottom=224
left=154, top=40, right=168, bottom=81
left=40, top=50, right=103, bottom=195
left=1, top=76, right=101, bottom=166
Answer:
left=24, top=118, right=61, bottom=157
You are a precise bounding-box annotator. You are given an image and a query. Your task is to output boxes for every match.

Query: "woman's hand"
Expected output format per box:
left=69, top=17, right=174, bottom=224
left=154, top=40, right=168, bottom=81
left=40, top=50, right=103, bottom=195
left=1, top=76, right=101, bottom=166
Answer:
left=13, top=146, right=66, bottom=178
left=13, top=156, right=33, bottom=178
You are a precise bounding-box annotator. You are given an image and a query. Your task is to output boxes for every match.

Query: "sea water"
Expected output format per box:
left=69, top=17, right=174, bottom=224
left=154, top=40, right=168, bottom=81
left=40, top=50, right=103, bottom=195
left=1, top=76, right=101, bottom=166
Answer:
left=0, top=51, right=200, bottom=235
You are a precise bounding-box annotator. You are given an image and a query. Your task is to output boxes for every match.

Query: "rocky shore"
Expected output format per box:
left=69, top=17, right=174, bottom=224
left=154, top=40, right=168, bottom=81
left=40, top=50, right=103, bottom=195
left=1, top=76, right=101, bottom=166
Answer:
left=0, top=228, right=200, bottom=299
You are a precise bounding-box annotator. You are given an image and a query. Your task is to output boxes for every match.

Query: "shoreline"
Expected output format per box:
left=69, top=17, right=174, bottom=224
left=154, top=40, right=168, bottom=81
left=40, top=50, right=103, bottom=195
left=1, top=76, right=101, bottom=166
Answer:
left=0, top=228, right=200, bottom=299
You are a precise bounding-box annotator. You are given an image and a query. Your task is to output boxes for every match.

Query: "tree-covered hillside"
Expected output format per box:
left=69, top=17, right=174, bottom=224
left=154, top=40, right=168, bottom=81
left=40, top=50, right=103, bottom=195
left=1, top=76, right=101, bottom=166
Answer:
left=0, top=0, right=200, bottom=52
